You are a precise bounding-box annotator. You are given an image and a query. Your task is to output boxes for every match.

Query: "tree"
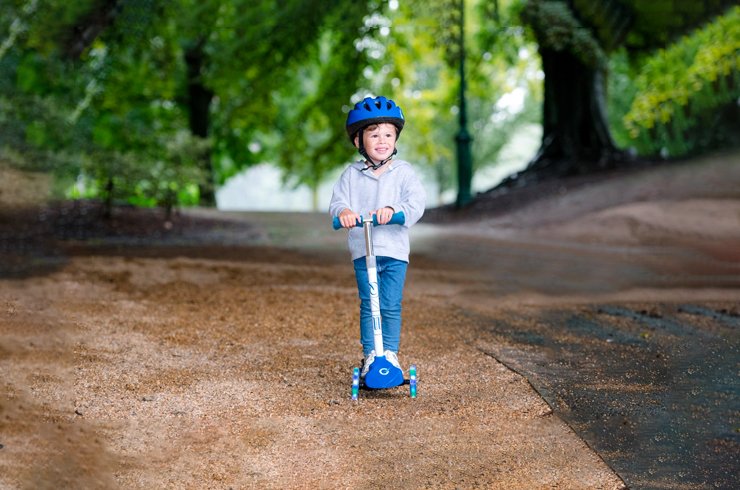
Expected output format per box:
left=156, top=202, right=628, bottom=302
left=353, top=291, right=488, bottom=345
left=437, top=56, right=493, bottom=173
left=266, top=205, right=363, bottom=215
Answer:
left=357, top=0, right=541, bottom=203
left=618, top=5, right=739, bottom=157
left=511, top=0, right=736, bottom=186
left=270, top=4, right=373, bottom=210
left=134, top=0, right=371, bottom=205
left=1, top=0, right=377, bottom=209
left=516, top=0, right=632, bottom=182
left=4, top=0, right=732, bottom=213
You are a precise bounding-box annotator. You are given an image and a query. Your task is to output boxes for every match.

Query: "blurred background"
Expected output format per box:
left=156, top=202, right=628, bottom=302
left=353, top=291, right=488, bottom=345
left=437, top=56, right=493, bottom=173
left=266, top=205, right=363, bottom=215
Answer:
left=1, top=0, right=737, bottom=213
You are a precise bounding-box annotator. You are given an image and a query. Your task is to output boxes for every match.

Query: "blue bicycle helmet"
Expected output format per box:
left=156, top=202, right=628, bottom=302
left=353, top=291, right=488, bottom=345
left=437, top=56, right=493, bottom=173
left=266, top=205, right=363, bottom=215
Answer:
left=346, top=96, right=405, bottom=142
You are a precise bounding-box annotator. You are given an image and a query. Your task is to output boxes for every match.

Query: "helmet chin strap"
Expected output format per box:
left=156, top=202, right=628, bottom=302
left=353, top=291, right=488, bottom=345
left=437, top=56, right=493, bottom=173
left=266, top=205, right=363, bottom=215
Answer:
left=361, top=149, right=397, bottom=171
left=358, top=129, right=397, bottom=172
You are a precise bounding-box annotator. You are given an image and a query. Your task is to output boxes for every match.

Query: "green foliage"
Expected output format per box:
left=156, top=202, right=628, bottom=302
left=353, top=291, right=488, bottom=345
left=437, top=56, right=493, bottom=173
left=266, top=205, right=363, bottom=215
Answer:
left=2, top=0, right=736, bottom=211
left=621, top=6, right=739, bottom=156
left=0, top=0, right=193, bottom=205
left=1, top=0, right=375, bottom=209
left=571, top=0, right=633, bottom=52
left=358, top=0, right=541, bottom=198
left=605, top=48, right=639, bottom=150
left=69, top=131, right=205, bottom=208
left=521, top=0, right=738, bottom=160
left=622, top=0, right=734, bottom=50
left=521, top=0, right=607, bottom=68
left=272, top=3, right=372, bottom=206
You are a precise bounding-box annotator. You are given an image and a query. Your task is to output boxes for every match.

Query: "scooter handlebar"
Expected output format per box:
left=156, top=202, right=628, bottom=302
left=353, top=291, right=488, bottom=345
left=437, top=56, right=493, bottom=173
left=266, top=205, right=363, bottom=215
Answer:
left=333, top=211, right=405, bottom=230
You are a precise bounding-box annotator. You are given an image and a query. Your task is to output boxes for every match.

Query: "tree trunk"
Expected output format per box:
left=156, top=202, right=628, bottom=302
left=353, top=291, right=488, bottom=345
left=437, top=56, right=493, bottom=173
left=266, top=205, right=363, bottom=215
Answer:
left=311, top=185, right=319, bottom=212
left=184, top=41, right=216, bottom=206
left=64, top=0, right=122, bottom=58
left=514, top=47, right=628, bottom=185
left=103, top=176, right=114, bottom=219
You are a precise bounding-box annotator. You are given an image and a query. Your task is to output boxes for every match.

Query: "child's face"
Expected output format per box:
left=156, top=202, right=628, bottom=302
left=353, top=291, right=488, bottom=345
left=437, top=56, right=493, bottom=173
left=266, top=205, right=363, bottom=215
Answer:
left=355, top=123, right=397, bottom=164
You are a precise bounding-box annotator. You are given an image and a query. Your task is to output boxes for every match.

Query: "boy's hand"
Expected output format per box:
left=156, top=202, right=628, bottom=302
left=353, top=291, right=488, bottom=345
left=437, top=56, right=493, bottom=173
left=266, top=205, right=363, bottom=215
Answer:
left=373, top=206, right=394, bottom=225
left=338, top=208, right=361, bottom=228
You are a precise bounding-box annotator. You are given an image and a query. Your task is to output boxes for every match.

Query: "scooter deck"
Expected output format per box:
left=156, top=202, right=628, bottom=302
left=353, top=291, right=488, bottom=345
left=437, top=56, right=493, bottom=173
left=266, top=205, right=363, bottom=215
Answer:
left=359, top=379, right=411, bottom=390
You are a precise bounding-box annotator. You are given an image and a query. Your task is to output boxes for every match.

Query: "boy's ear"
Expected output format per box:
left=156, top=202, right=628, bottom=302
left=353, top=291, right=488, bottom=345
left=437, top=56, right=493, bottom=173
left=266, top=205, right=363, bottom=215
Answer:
left=353, top=134, right=360, bottom=148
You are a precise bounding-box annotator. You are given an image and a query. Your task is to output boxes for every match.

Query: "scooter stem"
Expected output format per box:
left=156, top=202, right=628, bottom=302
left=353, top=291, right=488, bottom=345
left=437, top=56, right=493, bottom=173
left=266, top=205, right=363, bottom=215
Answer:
left=363, top=217, right=374, bottom=257
left=363, top=218, right=385, bottom=356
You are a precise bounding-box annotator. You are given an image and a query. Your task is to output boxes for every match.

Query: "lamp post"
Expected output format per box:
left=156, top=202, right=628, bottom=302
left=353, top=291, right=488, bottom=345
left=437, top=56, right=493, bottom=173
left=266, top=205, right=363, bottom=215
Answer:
left=455, top=0, right=473, bottom=208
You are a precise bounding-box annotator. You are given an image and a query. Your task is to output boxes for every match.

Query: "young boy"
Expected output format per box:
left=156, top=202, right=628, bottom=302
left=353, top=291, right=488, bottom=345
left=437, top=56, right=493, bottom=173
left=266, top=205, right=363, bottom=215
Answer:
left=329, top=95, right=426, bottom=377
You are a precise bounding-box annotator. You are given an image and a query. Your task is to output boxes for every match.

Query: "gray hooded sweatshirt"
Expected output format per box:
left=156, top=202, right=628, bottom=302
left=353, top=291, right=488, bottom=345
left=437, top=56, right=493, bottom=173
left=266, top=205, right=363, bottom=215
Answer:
left=329, top=159, right=426, bottom=262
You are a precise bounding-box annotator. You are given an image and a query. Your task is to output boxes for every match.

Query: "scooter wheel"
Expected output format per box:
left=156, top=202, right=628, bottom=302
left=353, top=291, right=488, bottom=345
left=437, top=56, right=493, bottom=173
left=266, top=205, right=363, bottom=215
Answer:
left=351, top=367, right=360, bottom=401
left=409, top=364, right=417, bottom=398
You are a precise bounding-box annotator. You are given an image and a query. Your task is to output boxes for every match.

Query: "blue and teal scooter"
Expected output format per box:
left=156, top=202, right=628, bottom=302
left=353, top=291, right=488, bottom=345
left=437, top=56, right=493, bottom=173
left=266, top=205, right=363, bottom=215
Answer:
left=333, top=212, right=417, bottom=399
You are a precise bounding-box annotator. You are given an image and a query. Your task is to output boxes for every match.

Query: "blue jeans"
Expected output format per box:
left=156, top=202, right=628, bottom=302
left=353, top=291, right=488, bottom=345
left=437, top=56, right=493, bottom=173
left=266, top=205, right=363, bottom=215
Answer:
left=353, top=256, right=408, bottom=356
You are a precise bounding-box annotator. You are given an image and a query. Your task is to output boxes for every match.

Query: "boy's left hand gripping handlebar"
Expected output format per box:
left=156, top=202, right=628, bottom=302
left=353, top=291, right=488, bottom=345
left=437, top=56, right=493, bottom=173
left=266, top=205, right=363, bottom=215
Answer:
left=333, top=211, right=405, bottom=230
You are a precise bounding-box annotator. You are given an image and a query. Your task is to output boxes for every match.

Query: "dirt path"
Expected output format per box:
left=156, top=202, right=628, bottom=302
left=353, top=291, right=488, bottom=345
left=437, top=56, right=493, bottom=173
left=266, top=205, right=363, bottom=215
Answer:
left=1, top=152, right=738, bottom=489
left=1, top=239, right=624, bottom=489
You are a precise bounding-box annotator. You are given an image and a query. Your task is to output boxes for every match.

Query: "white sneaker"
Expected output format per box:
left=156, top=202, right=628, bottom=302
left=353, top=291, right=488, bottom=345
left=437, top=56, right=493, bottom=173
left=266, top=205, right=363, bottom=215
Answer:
left=360, top=350, right=376, bottom=378
left=385, top=350, right=402, bottom=370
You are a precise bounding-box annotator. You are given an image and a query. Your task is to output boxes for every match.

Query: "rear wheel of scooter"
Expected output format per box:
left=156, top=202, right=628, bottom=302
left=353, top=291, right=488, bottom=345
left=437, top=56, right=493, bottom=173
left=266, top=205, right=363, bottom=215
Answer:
left=409, top=364, right=417, bottom=398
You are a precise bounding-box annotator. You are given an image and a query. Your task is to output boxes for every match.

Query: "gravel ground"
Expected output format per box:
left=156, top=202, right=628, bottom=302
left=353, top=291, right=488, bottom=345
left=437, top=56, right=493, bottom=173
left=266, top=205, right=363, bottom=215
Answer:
left=1, top=245, right=623, bottom=489
left=1, top=151, right=738, bottom=489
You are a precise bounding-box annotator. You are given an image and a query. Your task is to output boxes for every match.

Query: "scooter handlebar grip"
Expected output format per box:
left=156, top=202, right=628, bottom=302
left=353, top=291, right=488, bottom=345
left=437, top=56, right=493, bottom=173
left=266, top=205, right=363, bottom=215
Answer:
left=333, top=216, right=360, bottom=229
left=333, top=211, right=405, bottom=230
left=375, top=211, right=406, bottom=226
